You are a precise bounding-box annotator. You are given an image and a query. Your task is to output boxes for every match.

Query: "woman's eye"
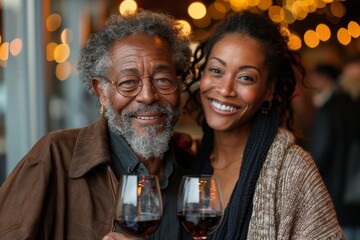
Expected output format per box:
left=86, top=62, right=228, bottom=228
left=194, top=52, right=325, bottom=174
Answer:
left=237, top=75, right=254, bottom=84
left=208, top=68, right=222, bottom=76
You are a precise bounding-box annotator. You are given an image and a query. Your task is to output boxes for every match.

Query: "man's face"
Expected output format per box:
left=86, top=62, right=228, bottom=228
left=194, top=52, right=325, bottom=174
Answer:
left=95, top=34, right=181, bottom=160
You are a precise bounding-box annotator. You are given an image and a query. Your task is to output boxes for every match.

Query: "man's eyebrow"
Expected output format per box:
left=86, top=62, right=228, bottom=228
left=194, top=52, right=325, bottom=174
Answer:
left=153, top=64, right=173, bottom=72
left=119, top=68, right=139, bottom=75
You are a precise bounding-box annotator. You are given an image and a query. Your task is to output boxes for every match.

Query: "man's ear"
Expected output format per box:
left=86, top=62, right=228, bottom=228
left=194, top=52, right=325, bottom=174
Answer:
left=91, top=78, right=107, bottom=107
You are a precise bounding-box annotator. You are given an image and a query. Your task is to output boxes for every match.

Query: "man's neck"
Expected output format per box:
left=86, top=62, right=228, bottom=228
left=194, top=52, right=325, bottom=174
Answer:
left=138, top=156, right=164, bottom=179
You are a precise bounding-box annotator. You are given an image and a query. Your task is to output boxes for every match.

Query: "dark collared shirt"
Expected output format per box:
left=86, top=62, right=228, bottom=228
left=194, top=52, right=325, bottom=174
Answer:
left=108, top=129, right=183, bottom=240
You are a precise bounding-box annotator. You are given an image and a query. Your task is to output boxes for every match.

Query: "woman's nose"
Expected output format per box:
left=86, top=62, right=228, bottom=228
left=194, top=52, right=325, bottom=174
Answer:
left=215, top=77, right=237, bottom=97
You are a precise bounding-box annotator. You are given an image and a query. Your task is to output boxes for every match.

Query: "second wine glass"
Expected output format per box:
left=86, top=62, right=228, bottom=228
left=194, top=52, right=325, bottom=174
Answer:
left=113, top=175, right=163, bottom=239
left=177, top=175, right=224, bottom=240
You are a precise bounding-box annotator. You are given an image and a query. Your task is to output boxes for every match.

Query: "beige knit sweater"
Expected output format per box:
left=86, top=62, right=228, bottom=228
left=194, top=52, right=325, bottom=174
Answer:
left=248, top=128, right=344, bottom=239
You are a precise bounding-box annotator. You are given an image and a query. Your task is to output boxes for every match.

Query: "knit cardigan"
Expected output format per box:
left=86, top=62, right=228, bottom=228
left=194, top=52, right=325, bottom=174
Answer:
left=247, top=128, right=344, bottom=239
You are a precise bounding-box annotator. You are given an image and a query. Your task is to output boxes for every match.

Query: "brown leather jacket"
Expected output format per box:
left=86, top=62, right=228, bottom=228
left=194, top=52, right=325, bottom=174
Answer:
left=0, top=117, right=184, bottom=239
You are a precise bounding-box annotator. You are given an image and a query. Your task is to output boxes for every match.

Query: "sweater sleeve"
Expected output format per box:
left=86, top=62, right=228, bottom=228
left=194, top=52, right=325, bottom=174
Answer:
left=248, top=130, right=344, bottom=240
left=277, top=145, right=344, bottom=240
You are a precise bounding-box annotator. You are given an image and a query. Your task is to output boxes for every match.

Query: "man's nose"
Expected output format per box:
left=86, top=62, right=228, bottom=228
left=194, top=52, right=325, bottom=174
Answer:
left=135, top=78, right=159, bottom=104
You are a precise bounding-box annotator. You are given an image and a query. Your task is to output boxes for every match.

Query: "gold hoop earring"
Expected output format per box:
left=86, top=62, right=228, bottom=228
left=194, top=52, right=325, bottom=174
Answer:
left=99, top=105, right=105, bottom=116
left=261, top=101, right=271, bottom=115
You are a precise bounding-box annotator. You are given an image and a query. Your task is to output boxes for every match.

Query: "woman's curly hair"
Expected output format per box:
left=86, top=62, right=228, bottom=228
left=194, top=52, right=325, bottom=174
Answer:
left=77, top=10, right=192, bottom=96
left=184, top=11, right=305, bottom=131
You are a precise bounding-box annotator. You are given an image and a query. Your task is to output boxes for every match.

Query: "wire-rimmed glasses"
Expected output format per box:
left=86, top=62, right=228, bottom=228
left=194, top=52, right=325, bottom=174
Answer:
left=103, top=73, right=180, bottom=97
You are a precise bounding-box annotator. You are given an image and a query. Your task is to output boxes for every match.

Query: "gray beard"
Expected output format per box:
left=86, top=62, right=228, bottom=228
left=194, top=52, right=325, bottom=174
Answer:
left=104, top=101, right=180, bottom=160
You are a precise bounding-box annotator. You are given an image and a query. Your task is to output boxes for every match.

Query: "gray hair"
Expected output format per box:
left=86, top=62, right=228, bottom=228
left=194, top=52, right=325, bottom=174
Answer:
left=77, top=10, right=192, bottom=96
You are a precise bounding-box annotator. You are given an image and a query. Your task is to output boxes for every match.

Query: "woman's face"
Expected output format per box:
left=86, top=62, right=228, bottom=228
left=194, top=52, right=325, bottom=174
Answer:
left=200, top=33, right=274, bottom=132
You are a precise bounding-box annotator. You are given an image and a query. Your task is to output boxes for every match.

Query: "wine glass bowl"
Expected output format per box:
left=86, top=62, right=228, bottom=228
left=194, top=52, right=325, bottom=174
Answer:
left=113, top=175, right=163, bottom=238
left=177, top=175, right=223, bottom=240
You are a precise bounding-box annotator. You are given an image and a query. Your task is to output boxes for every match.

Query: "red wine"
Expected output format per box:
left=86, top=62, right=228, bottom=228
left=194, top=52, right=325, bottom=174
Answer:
left=177, top=210, right=222, bottom=238
left=114, top=217, right=161, bottom=237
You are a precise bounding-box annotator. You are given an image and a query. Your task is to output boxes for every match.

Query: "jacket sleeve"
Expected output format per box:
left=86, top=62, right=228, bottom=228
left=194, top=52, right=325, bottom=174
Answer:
left=0, top=146, right=53, bottom=239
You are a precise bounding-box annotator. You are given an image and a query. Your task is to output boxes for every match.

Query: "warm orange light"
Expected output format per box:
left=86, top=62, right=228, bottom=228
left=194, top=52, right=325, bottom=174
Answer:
left=192, top=13, right=211, bottom=28
left=304, top=30, right=319, bottom=48
left=176, top=20, right=192, bottom=36
left=55, top=61, right=72, bottom=81
left=54, top=43, right=70, bottom=63
left=291, top=1, right=309, bottom=20
left=208, top=2, right=226, bottom=20
left=61, top=28, right=73, bottom=44
left=46, top=13, right=62, bottom=32
left=188, top=2, right=207, bottom=19
left=229, top=0, right=248, bottom=11
left=337, top=27, right=351, bottom=46
left=46, top=42, right=58, bottom=61
left=9, top=38, right=22, bottom=56
left=247, top=0, right=260, bottom=7
left=257, top=0, right=272, bottom=11
left=316, top=24, right=331, bottom=41
left=348, top=21, right=360, bottom=38
left=330, top=1, right=345, bottom=18
left=0, top=42, right=9, bottom=61
left=268, top=6, right=285, bottom=23
left=288, top=33, right=302, bottom=51
left=119, top=0, right=137, bottom=16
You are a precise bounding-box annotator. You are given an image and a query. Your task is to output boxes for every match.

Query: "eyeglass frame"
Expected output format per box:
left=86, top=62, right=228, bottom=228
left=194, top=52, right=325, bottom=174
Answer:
left=98, top=74, right=182, bottom=98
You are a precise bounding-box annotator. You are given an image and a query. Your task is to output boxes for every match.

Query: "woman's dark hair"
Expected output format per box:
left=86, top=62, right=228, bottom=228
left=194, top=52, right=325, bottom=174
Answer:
left=184, top=10, right=305, bottom=131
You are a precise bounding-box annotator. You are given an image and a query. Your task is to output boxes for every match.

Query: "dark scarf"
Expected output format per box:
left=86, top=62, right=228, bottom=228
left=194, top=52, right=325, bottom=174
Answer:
left=189, top=106, right=279, bottom=240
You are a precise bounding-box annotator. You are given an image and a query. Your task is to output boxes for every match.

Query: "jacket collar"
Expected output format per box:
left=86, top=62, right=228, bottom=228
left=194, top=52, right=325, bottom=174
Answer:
left=69, top=117, right=112, bottom=178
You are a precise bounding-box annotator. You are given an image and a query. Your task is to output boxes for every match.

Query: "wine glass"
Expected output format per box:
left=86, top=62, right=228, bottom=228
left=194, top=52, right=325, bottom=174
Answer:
left=113, top=175, right=163, bottom=239
left=177, top=175, right=224, bottom=240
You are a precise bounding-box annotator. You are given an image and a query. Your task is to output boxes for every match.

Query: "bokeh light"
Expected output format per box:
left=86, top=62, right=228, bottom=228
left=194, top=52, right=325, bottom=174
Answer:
left=46, top=13, right=62, bottom=32
left=348, top=21, right=360, bottom=38
left=9, top=38, right=22, bottom=56
left=188, top=2, right=207, bottom=19
left=304, top=30, right=319, bottom=48
left=337, top=27, right=351, bottom=45
left=119, top=0, right=138, bottom=16
left=288, top=33, right=302, bottom=51
left=46, top=42, right=58, bottom=61
left=316, top=23, right=331, bottom=41
left=55, top=61, right=72, bottom=81
left=61, top=28, right=73, bottom=44
left=54, top=43, right=70, bottom=63
left=0, top=42, right=9, bottom=61
left=176, top=20, right=192, bottom=36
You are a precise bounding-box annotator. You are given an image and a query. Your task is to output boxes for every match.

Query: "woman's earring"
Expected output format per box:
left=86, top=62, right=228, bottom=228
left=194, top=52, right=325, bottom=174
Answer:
left=261, top=101, right=272, bottom=115
left=99, top=105, right=105, bottom=116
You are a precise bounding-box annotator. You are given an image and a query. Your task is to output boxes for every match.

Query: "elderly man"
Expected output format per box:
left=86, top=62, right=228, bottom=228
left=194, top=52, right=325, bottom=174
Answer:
left=0, top=10, right=191, bottom=239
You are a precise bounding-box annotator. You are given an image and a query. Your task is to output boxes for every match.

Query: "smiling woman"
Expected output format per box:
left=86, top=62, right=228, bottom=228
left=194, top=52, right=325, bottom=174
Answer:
left=183, top=10, right=344, bottom=240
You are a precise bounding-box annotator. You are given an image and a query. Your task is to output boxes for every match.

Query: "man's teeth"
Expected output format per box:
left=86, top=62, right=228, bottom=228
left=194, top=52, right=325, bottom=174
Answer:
left=137, top=116, right=158, bottom=120
left=211, top=100, right=238, bottom=112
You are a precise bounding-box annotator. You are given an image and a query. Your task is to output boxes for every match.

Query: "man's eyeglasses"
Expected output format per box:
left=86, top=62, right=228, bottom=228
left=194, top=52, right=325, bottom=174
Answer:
left=103, top=74, right=180, bottom=97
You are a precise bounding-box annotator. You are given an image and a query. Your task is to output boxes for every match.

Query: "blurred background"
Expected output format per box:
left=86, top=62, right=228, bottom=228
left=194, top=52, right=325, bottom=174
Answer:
left=0, top=0, right=359, bottom=183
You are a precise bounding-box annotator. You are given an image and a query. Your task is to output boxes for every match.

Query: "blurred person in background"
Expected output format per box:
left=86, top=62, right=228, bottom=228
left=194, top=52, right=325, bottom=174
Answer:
left=308, top=61, right=360, bottom=240
left=339, top=54, right=360, bottom=240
